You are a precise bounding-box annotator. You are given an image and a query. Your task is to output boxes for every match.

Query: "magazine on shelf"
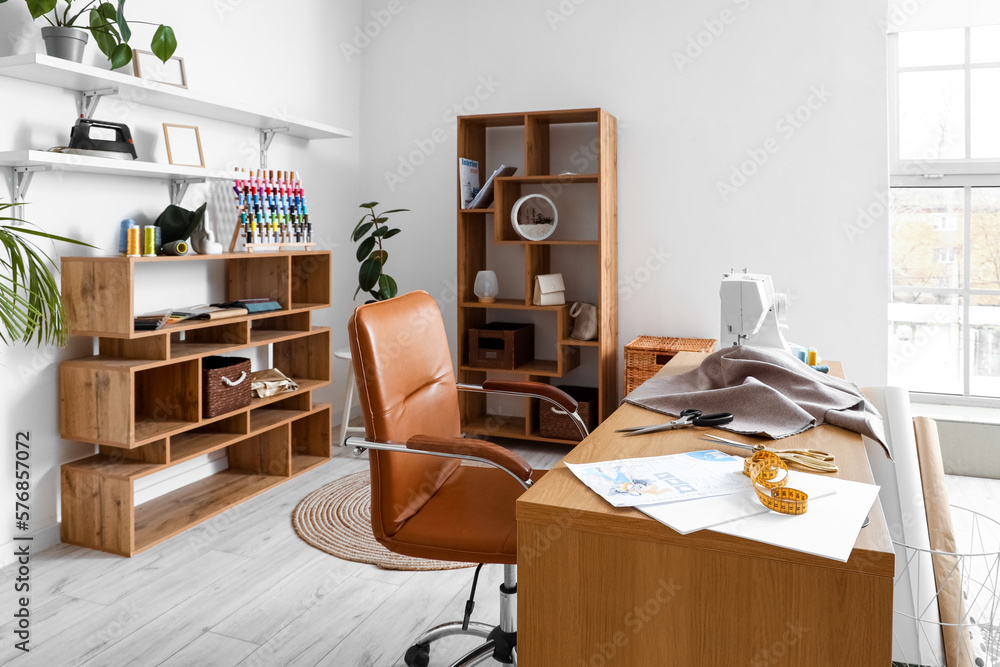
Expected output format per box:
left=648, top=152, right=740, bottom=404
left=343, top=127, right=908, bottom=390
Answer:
left=459, top=158, right=480, bottom=209
left=467, top=165, right=517, bottom=210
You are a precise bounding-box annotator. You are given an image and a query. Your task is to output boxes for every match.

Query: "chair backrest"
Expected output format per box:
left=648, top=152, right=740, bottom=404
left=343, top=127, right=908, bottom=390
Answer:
left=348, top=291, right=463, bottom=539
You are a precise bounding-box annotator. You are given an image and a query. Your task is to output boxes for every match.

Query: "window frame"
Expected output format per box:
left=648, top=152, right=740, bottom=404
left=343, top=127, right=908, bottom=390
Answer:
left=889, top=29, right=1000, bottom=407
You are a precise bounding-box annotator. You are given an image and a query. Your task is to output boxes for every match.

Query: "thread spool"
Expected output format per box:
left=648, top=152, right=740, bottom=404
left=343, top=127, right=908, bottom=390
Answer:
left=807, top=348, right=819, bottom=365
left=162, top=240, right=189, bottom=256
left=811, top=364, right=830, bottom=374
left=153, top=226, right=162, bottom=254
left=118, top=219, right=135, bottom=255
left=142, top=226, right=157, bottom=256
left=126, top=226, right=140, bottom=257
left=796, top=348, right=808, bottom=363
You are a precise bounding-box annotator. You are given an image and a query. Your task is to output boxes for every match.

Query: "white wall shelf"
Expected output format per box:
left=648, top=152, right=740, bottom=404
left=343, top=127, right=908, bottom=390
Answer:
left=0, top=53, right=352, bottom=141
left=0, top=150, right=242, bottom=205
left=0, top=53, right=353, bottom=205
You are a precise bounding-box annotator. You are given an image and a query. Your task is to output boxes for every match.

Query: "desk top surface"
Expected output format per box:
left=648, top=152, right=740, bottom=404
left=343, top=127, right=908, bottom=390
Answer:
left=517, top=352, right=895, bottom=577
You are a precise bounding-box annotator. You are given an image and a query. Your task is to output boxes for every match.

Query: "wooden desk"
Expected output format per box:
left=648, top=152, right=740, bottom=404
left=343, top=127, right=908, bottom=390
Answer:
left=516, top=352, right=893, bottom=666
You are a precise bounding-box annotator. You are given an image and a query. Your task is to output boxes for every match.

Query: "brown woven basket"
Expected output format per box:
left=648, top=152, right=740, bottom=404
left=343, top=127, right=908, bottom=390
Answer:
left=202, top=356, right=252, bottom=418
left=624, top=336, right=716, bottom=396
left=538, top=385, right=598, bottom=442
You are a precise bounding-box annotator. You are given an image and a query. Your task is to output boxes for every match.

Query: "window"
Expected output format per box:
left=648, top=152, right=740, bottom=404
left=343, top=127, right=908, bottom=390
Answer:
left=890, top=27, right=1000, bottom=404
left=932, top=213, right=957, bottom=231
left=934, top=247, right=958, bottom=263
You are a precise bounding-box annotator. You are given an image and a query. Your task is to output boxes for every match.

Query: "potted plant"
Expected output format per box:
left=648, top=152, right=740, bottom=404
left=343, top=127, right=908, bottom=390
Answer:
left=0, top=202, right=95, bottom=346
left=350, top=202, right=408, bottom=303
left=0, top=0, right=177, bottom=68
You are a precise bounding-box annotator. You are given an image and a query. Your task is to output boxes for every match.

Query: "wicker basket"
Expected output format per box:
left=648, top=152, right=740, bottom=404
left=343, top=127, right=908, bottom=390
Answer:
left=624, top=336, right=716, bottom=396
left=202, top=356, right=252, bottom=418
left=538, top=385, right=598, bottom=442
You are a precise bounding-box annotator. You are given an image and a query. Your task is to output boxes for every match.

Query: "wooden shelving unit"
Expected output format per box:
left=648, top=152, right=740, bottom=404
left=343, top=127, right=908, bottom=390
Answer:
left=58, top=251, right=333, bottom=557
left=456, top=109, right=617, bottom=445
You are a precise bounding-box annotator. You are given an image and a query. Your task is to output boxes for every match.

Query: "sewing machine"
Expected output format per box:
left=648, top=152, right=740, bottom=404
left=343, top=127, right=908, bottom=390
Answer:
left=719, top=271, right=791, bottom=353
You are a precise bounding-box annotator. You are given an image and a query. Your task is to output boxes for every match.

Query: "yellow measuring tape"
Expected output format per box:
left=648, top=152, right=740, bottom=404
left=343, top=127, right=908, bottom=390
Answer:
left=743, top=450, right=809, bottom=515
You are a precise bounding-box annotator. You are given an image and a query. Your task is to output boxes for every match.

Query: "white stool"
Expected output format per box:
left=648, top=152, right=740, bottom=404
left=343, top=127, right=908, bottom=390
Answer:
left=335, top=346, right=365, bottom=446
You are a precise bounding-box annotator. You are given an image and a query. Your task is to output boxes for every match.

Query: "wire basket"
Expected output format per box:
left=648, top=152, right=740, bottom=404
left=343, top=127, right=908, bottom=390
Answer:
left=892, top=506, right=1000, bottom=667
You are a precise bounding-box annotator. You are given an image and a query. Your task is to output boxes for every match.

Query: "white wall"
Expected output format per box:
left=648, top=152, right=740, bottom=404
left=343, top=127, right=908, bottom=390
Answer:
left=358, top=0, right=890, bottom=388
left=887, top=0, right=1000, bottom=31
left=0, top=0, right=361, bottom=558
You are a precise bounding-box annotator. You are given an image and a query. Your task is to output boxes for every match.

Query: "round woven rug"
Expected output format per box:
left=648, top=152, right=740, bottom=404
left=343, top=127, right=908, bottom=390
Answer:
left=291, top=471, right=474, bottom=571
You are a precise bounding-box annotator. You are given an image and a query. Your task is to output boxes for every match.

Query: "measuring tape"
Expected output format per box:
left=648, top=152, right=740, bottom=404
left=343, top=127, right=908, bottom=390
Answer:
left=744, top=450, right=809, bottom=515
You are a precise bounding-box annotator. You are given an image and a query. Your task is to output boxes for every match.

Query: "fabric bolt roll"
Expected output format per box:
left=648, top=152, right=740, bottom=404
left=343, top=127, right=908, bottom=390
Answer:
left=624, top=345, right=889, bottom=455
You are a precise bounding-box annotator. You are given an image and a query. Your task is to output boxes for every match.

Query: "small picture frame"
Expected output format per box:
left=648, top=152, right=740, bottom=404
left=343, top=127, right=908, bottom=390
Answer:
left=162, top=123, right=205, bottom=168
left=133, top=49, right=187, bottom=88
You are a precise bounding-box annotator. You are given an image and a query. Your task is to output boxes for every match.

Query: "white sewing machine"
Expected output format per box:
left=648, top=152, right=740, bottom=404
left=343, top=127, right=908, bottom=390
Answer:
left=719, top=271, right=791, bottom=353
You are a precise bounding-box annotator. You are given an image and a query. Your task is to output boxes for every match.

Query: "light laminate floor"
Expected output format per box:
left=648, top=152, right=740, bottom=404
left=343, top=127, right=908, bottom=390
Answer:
left=2, top=441, right=997, bottom=667
left=0, top=439, right=568, bottom=667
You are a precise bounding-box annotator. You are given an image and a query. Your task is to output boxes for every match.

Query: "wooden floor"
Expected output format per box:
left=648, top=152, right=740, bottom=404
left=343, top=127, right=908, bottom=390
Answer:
left=0, top=438, right=568, bottom=667
left=2, top=440, right=997, bottom=667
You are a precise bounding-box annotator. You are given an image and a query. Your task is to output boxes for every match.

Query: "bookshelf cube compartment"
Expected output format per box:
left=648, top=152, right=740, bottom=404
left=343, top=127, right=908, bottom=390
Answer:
left=250, top=393, right=311, bottom=433
left=171, top=321, right=249, bottom=360
left=290, top=252, right=331, bottom=309
left=291, top=406, right=331, bottom=475
left=230, top=424, right=290, bottom=477
left=228, top=255, right=291, bottom=309
left=273, top=329, right=331, bottom=382
left=134, top=361, right=200, bottom=444
left=170, top=413, right=249, bottom=464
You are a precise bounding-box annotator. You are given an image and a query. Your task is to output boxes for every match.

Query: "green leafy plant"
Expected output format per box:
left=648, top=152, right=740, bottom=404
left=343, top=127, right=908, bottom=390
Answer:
left=1, top=0, right=178, bottom=69
left=350, top=202, right=408, bottom=303
left=0, top=202, right=96, bottom=346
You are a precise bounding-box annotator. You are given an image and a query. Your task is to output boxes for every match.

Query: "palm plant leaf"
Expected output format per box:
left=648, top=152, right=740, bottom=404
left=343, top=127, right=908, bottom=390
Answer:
left=0, top=202, right=96, bottom=346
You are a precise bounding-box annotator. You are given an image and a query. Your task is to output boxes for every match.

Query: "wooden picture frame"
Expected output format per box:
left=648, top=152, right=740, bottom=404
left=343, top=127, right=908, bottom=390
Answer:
left=132, top=50, right=187, bottom=88
left=162, top=123, right=205, bottom=168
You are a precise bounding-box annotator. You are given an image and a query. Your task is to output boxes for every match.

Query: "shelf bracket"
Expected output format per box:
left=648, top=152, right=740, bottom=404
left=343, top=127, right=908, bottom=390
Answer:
left=11, top=166, right=48, bottom=222
left=169, top=178, right=206, bottom=206
left=77, top=88, right=119, bottom=119
left=258, top=127, right=289, bottom=171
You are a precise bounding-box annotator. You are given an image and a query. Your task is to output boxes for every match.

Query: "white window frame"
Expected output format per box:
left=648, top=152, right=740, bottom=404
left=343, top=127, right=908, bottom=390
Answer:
left=889, top=29, right=1000, bottom=408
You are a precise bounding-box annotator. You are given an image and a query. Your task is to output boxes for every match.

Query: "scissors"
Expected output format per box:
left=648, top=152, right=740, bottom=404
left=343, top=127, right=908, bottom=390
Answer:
left=700, top=434, right=839, bottom=473
left=616, top=409, right=734, bottom=437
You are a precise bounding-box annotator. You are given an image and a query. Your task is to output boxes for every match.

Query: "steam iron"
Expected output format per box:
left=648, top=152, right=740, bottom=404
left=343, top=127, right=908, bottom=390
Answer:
left=65, top=118, right=137, bottom=160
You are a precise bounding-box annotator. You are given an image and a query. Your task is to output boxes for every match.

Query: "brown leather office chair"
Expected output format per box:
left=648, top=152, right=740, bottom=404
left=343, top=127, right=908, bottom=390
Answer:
left=346, top=291, right=588, bottom=667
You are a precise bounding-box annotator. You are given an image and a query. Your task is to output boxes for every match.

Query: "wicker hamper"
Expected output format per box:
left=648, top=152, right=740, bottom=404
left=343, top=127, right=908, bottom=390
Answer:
left=538, top=385, right=598, bottom=442
left=624, top=336, right=716, bottom=396
left=202, top=356, right=252, bottom=418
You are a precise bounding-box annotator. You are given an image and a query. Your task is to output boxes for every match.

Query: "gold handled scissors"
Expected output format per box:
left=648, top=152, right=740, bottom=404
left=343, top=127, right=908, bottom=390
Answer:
left=701, top=434, right=838, bottom=473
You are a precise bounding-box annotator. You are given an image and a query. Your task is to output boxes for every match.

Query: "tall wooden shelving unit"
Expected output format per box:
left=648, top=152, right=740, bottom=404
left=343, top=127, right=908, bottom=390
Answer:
left=457, top=109, right=618, bottom=444
left=58, top=251, right=333, bottom=557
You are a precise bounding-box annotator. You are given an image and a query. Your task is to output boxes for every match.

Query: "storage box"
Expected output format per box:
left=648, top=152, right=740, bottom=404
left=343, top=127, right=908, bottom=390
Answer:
left=538, top=385, right=598, bottom=442
left=468, top=322, right=534, bottom=370
left=624, top=336, right=716, bottom=395
left=202, top=356, right=252, bottom=418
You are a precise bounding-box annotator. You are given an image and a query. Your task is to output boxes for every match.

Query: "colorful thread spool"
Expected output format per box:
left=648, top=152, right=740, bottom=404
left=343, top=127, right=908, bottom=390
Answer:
left=142, top=226, right=157, bottom=256
left=126, top=226, right=140, bottom=257
left=118, top=219, right=135, bottom=255
left=807, top=348, right=819, bottom=365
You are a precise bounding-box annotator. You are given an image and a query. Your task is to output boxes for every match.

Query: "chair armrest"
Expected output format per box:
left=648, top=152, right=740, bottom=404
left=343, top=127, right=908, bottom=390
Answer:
left=481, top=380, right=579, bottom=413
left=407, top=434, right=533, bottom=483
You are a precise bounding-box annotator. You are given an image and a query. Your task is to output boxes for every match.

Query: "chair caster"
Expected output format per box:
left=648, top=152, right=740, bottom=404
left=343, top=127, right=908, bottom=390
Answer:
left=404, top=643, right=430, bottom=667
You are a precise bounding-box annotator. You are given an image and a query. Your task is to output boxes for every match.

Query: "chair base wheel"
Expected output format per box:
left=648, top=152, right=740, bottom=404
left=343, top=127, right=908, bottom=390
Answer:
left=404, top=643, right=430, bottom=667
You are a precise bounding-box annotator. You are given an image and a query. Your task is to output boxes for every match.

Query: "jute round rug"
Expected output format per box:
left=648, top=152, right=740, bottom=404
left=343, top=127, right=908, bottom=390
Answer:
left=291, top=471, right=474, bottom=571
